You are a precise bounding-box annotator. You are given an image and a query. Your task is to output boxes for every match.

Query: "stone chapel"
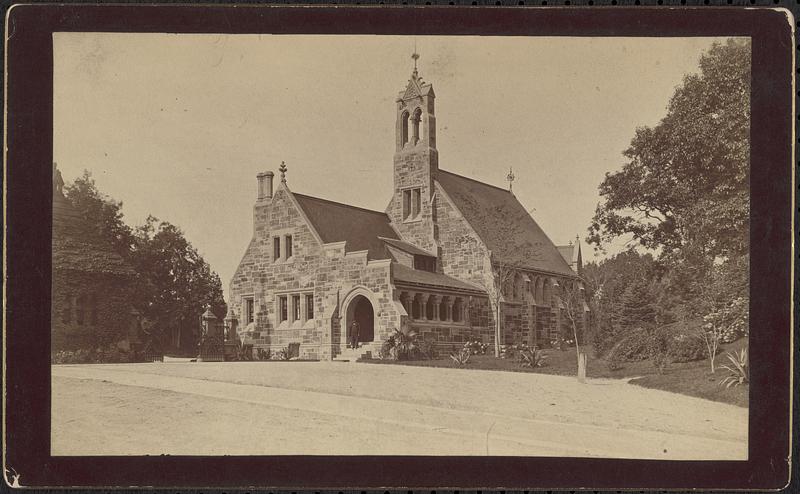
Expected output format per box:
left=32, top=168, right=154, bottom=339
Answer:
left=228, top=61, right=588, bottom=360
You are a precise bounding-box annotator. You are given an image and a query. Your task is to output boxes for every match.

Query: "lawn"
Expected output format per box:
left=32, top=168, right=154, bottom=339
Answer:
left=363, top=337, right=749, bottom=408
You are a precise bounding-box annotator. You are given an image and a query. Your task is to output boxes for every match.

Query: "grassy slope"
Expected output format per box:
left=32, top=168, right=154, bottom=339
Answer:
left=364, top=337, right=749, bottom=408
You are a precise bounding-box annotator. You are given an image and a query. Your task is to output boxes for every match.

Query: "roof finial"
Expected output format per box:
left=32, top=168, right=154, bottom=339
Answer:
left=411, top=40, right=420, bottom=77
left=279, top=161, right=287, bottom=183
left=506, top=166, right=515, bottom=192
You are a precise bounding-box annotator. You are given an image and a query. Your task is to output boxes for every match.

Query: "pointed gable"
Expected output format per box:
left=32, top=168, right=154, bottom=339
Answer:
left=436, top=169, right=576, bottom=277
left=292, top=193, right=399, bottom=260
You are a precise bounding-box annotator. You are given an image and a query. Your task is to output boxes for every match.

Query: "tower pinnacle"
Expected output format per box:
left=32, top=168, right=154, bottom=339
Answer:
left=411, top=50, right=420, bottom=77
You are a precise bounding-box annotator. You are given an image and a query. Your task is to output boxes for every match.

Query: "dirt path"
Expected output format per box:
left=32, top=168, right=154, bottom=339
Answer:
left=51, top=362, right=747, bottom=458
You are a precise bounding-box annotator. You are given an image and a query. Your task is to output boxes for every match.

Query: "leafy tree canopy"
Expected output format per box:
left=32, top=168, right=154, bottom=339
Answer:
left=64, top=172, right=226, bottom=346
left=588, top=38, right=750, bottom=262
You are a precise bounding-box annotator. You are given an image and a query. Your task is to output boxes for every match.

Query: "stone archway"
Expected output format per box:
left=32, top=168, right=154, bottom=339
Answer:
left=342, top=288, right=378, bottom=346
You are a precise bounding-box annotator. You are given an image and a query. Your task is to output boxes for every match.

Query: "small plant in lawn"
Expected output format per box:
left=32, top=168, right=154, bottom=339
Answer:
left=272, top=347, right=291, bottom=361
left=449, top=347, right=471, bottom=366
left=518, top=347, right=548, bottom=368
left=257, top=348, right=271, bottom=361
left=718, top=348, right=748, bottom=388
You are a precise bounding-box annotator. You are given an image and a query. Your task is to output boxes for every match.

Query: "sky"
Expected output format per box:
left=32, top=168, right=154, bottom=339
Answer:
left=53, top=33, right=731, bottom=299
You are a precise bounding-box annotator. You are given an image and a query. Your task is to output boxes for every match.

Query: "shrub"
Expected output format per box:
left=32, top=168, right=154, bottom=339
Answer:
left=418, top=339, right=437, bottom=359
left=257, top=348, right=271, bottom=361
left=667, top=333, right=708, bottom=363
left=52, top=348, right=93, bottom=364
left=449, top=347, right=471, bottom=366
left=464, top=339, right=488, bottom=355
left=272, top=347, right=291, bottom=361
left=606, top=329, right=651, bottom=363
left=648, top=327, right=671, bottom=374
left=379, top=329, right=426, bottom=361
left=719, top=348, right=748, bottom=388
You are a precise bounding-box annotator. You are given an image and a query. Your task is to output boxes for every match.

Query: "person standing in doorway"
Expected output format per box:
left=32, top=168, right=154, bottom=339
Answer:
left=350, top=320, right=360, bottom=349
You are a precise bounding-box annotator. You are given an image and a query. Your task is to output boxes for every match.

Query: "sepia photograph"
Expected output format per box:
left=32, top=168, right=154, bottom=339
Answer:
left=48, top=32, right=752, bottom=460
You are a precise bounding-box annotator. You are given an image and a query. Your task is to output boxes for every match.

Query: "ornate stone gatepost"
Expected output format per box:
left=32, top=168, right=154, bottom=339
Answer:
left=223, top=307, right=240, bottom=361
left=198, top=308, right=224, bottom=362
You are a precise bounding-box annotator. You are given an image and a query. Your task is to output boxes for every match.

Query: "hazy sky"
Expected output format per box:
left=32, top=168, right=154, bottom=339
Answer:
left=54, top=33, right=729, bottom=298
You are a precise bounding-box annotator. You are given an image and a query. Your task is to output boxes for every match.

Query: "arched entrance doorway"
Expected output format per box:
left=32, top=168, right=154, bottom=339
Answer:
left=345, top=294, right=375, bottom=344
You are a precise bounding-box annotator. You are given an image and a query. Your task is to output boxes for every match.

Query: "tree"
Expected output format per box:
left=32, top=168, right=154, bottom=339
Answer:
left=486, top=254, right=519, bottom=358
left=556, top=280, right=590, bottom=383
left=588, top=38, right=750, bottom=262
left=131, top=216, right=227, bottom=352
left=64, top=171, right=227, bottom=355
left=64, top=170, right=135, bottom=259
left=692, top=257, right=749, bottom=373
left=582, top=250, right=663, bottom=356
left=617, top=278, right=659, bottom=331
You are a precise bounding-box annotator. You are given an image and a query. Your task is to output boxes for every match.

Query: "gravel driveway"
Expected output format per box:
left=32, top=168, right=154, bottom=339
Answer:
left=51, top=361, right=747, bottom=458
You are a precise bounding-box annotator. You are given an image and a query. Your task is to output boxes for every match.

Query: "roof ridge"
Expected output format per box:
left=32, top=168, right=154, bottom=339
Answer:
left=437, top=168, right=512, bottom=194
left=292, top=192, right=390, bottom=217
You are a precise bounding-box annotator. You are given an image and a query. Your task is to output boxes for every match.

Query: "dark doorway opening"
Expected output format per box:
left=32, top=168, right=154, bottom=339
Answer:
left=347, top=295, right=374, bottom=343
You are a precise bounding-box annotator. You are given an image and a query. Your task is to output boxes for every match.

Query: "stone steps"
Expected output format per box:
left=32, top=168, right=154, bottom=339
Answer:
left=333, top=347, right=373, bottom=362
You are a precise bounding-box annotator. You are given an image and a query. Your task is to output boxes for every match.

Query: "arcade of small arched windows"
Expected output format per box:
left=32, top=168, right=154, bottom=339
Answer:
left=501, top=272, right=579, bottom=307
left=400, top=108, right=424, bottom=147
left=398, top=291, right=468, bottom=325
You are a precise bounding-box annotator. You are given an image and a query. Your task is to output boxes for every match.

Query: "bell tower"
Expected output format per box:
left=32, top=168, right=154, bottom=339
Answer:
left=387, top=52, right=439, bottom=253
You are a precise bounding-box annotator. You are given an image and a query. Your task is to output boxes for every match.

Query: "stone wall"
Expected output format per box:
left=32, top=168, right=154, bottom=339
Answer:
left=387, top=147, right=438, bottom=253
left=51, top=270, right=134, bottom=353
left=230, top=186, right=400, bottom=360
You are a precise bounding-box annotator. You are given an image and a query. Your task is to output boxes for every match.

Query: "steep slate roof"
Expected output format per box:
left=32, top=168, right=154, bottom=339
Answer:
left=292, top=192, right=399, bottom=260
left=392, top=262, right=485, bottom=294
left=436, top=169, right=576, bottom=277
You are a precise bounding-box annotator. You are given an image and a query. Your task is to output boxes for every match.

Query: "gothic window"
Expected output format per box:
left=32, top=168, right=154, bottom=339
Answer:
left=278, top=296, right=288, bottom=323
left=452, top=298, right=463, bottom=323
left=438, top=297, right=448, bottom=321
left=75, top=294, right=87, bottom=326
left=401, top=111, right=410, bottom=145
left=244, top=297, right=254, bottom=324
left=88, top=293, right=98, bottom=326
left=306, top=294, right=314, bottom=320
left=515, top=274, right=526, bottom=302
left=285, top=235, right=293, bottom=258
left=413, top=256, right=435, bottom=272
left=543, top=279, right=552, bottom=306
left=292, top=294, right=301, bottom=322
left=535, top=278, right=544, bottom=305
left=425, top=296, right=435, bottom=320
left=411, top=108, right=422, bottom=144
left=403, top=187, right=422, bottom=221
left=61, top=296, right=72, bottom=324
left=273, top=237, right=281, bottom=261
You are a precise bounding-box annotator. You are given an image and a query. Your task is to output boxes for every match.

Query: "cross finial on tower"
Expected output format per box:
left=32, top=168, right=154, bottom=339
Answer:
left=279, top=161, right=287, bottom=183
left=506, top=167, right=515, bottom=192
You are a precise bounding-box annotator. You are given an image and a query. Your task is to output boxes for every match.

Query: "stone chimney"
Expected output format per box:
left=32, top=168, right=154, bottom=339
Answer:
left=257, top=171, right=274, bottom=200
